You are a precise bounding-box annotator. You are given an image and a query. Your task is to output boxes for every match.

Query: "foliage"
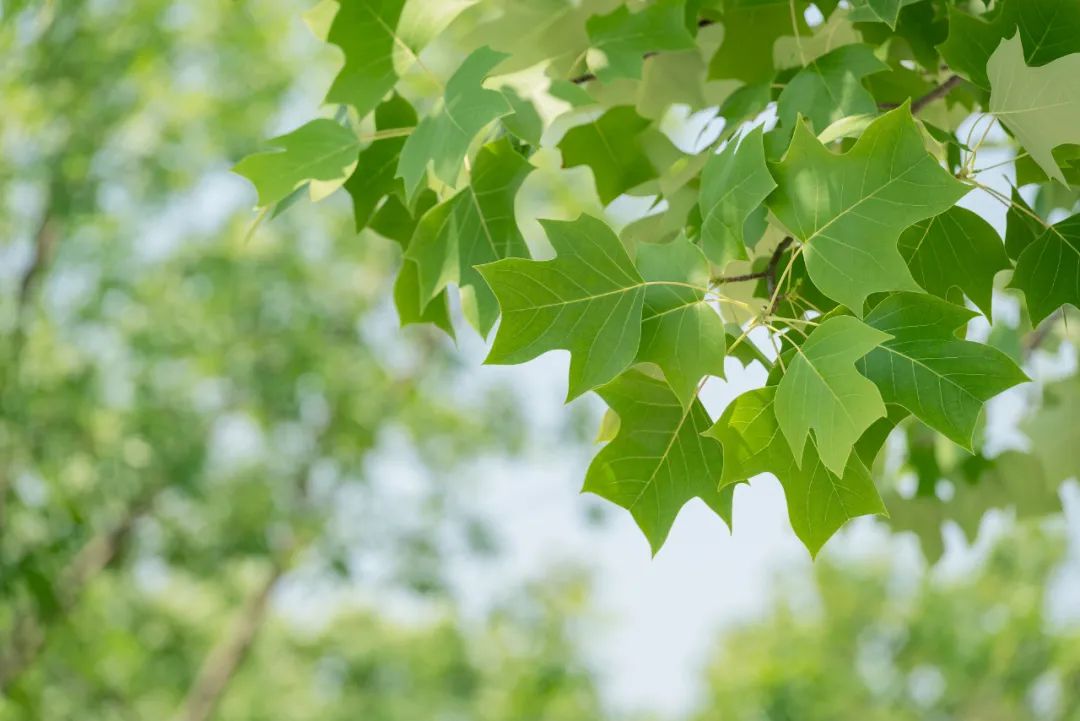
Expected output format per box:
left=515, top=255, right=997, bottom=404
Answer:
left=237, top=0, right=1080, bottom=557
left=693, top=526, right=1080, bottom=720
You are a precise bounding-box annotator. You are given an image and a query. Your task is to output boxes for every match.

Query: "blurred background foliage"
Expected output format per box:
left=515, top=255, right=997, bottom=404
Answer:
left=1, top=0, right=1079, bottom=719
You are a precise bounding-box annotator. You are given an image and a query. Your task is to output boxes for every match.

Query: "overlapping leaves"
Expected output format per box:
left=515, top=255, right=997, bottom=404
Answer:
left=232, top=0, right=1080, bottom=559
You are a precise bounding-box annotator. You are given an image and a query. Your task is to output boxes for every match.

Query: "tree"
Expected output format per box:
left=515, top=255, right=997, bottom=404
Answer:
left=235, top=0, right=1079, bottom=557
left=693, top=526, right=1080, bottom=720
left=0, top=1, right=569, bottom=716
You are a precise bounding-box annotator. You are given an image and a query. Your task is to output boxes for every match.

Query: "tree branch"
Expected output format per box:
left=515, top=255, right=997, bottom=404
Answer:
left=880, top=74, right=964, bottom=113
left=169, top=563, right=285, bottom=721
left=712, top=270, right=768, bottom=284
left=911, top=74, right=963, bottom=113
left=0, top=489, right=157, bottom=691
left=766, top=237, right=794, bottom=297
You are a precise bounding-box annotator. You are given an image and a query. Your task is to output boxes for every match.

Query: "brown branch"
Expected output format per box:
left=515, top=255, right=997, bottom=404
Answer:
left=1024, top=309, right=1066, bottom=359
left=911, top=74, right=963, bottom=113
left=713, top=270, right=768, bottom=284
left=880, top=74, right=964, bottom=113
left=17, top=197, right=58, bottom=325
left=169, top=563, right=285, bottom=721
left=766, top=237, right=794, bottom=297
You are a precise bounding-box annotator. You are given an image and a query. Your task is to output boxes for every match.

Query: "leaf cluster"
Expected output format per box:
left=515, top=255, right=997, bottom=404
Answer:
left=236, top=0, right=1080, bottom=557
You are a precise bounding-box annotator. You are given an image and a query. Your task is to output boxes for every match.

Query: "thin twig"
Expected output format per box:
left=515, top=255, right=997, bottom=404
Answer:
left=766, top=236, right=795, bottom=297
left=712, top=270, right=768, bottom=284
left=880, top=74, right=963, bottom=113
left=911, top=74, right=963, bottom=113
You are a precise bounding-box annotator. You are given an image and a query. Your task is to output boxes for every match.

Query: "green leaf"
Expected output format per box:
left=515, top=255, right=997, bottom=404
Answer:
left=698, top=126, right=777, bottom=267
left=708, top=0, right=808, bottom=85
left=708, top=386, right=886, bottom=557
left=766, top=104, right=969, bottom=314
left=1008, top=214, right=1080, bottom=325
left=233, top=119, right=359, bottom=208
left=940, top=0, right=1080, bottom=89
left=585, top=0, right=695, bottom=82
left=478, top=214, right=645, bottom=400
left=847, top=0, right=926, bottom=29
left=558, top=106, right=658, bottom=205
left=325, top=0, right=406, bottom=118
left=1004, top=188, right=1043, bottom=261
left=372, top=191, right=457, bottom=336
left=344, top=95, right=416, bottom=231
left=406, top=139, right=533, bottom=337
left=634, top=235, right=726, bottom=408
left=897, top=206, right=1011, bottom=319
left=777, top=44, right=888, bottom=133
left=398, top=46, right=512, bottom=198
left=857, top=293, right=1028, bottom=450
left=775, top=315, right=891, bottom=476
left=585, top=369, right=729, bottom=554
left=988, top=34, right=1080, bottom=185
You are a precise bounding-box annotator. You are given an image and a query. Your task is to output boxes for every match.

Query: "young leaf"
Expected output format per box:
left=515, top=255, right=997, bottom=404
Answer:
left=398, top=47, right=512, bottom=198
left=897, top=206, right=1011, bottom=319
left=558, top=106, right=658, bottom=205
left=344, top=95, right=416, bottom=231
left=406, top=139, right=533, bottom=337
left=988, top=34, right=1080, bottom=185
left=1008, top=214, right=1080, bottom=325
left=777, top=44, right=888, bottom=132
left=585, top=369, right=730, bottom=555
left=775, top=316, right=891, bottom=477
left=766, top=104, right=969, bottom=314
left=698, top=126, right=777, bottom=267
left=325, top=0, right=405, bottom=118
left=478, top=215, right=645, bottom=400
left=585, top=0, right=695, bottom=82
left=233, top=119, right=359, bottom=208
left=857, top=293, right=1028, bottom=450
left=708, top=387, right=886, bottom=557
left=635, top=235, right=726, bottom=408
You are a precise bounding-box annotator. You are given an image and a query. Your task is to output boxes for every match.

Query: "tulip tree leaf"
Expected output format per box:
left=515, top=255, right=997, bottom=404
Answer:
left=698, top=126, right=777, bottom=267
left=479, top=214, right=645, bottom=400
left=586, top=369, right=731, bottom=554
left=777, top=44, right=888, bottom=133
left=324, top=0, right=406, bottom=118
left=234, top=119, right=360, bottom=208
left=857, top=293, right=1028, bottom=450
left=988, top=34, right=1080, bottom=186
left=1009, top=214, right=1080, bottom=325
left=406, top=139, right=533, bottom=337
left=398, top=46, right=512, bottom=198
left=634, top=235, right=726, bottom=408
left=897, top=206, right=1011, bottom=319
left=708, top=386, right=886, bottom=557
left=344, top=95, right=416, bottom=231
left=775, top=316, right=891, bottom=477
left=558, top=106, right=658, bottom=205
left=766, top=105, right=969, bottom=314
left=848, top=0, right=927, bottom=29
left=585, top=0, right=695, bottom=82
